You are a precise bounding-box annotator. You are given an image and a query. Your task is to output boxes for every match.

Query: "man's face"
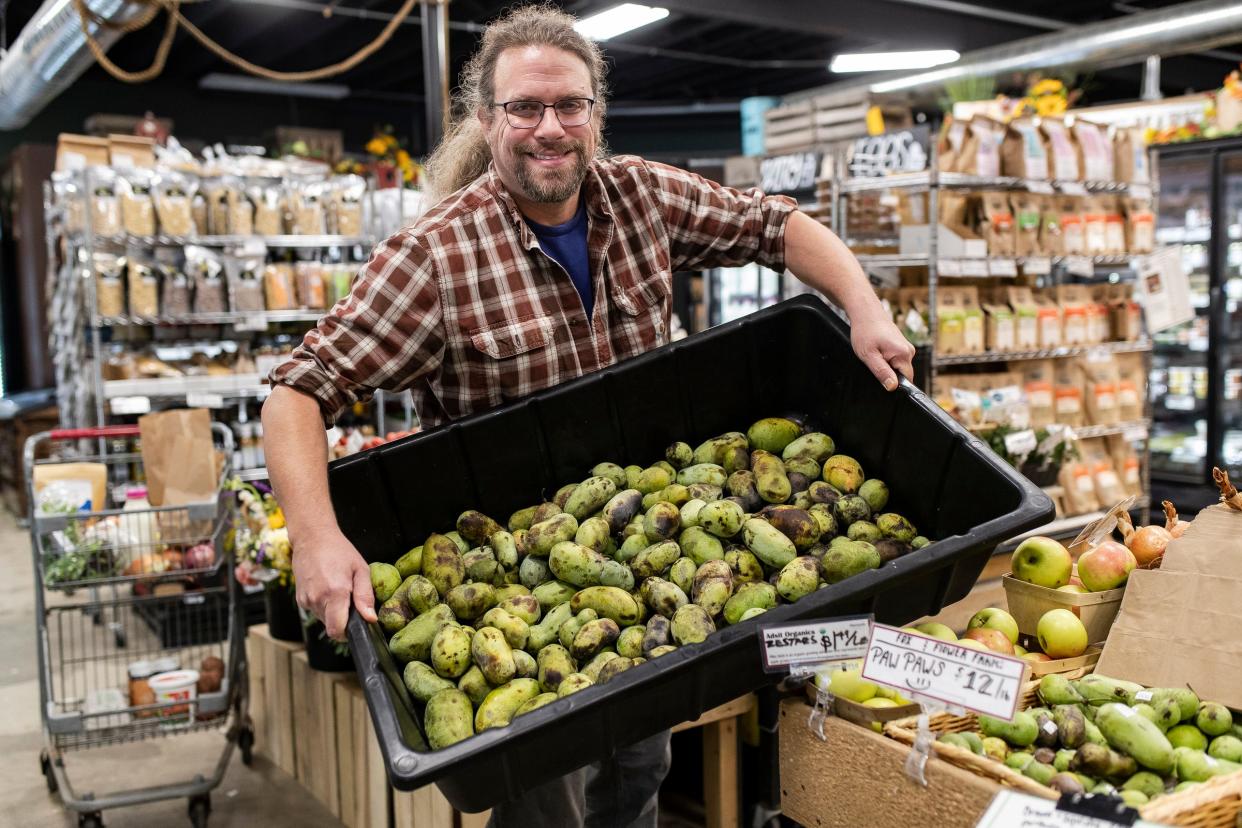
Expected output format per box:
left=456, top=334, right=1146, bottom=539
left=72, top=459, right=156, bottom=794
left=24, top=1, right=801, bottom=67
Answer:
left=481, top=45, right=598, bottom=207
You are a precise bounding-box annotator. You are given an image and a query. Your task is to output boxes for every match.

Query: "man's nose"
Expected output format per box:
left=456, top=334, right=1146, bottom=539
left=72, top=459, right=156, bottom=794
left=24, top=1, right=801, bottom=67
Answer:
left=532, top=106, right=566, bottom=140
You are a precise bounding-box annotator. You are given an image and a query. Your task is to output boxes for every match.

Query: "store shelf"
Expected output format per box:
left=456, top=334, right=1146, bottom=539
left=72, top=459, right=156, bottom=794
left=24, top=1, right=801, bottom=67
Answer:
left=79, top=232, right=371, bottom=248
left=96, top=309, right=327, bottom=327
left=234, top=467, right=269, bottom=482
left=996, top=496, right=1151, bottom=555
left=1074, top=419, right=1152, bottom=439
left=103, top=374, right=269, bottom=401
left=841, top=172, right=1148, bottom=195
left=934, top=339, right=1153, bottom=367
left=854, top=253, right=1139, bottom=271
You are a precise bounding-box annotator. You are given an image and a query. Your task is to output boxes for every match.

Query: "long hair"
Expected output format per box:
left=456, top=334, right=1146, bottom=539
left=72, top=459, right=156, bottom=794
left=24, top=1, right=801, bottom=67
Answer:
left=424, top=4, right=610, bottom=202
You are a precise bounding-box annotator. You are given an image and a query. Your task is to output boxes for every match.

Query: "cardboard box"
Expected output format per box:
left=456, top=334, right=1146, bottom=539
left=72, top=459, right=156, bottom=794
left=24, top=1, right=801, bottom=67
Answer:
left=899, top=223, right=988, bottom=258
left=108, top=134, right=156, bottom=169
left=56, top=134, right=109, bottom=171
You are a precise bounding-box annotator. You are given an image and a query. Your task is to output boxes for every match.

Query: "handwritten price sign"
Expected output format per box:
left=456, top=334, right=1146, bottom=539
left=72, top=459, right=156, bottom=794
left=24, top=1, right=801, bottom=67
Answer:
left=758, top=615, right=872, bottom=674
left=861, top=624, right=1028, bottom=720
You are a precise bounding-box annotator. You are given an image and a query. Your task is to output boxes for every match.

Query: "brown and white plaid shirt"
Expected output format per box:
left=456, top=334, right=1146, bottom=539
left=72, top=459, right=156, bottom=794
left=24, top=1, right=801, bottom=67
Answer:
left=270, top=155, right=797, bottom=429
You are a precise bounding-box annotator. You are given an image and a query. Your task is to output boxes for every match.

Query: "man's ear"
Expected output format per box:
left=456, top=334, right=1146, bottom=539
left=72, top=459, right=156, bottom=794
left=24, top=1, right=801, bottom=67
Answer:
left=477, top=107, right=493, bottom=130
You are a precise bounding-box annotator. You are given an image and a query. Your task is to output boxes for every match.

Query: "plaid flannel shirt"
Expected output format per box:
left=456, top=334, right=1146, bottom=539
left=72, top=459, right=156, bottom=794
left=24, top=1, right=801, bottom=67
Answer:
left=270, top=155, right=797, bottom=429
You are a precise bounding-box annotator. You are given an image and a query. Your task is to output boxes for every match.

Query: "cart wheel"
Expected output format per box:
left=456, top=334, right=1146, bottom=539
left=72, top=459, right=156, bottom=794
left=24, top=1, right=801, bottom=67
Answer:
left=78, top=812, right=104, bottom=828
left=188, top=794, right=210, bottom=827
left=238, top=726, right=255, bottom=766
left=39, top=751, right=57, bottom=794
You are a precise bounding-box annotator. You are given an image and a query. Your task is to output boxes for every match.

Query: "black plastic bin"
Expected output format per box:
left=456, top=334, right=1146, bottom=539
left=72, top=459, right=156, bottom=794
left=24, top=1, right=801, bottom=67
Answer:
left=335, top=295, right=1053, bottom=812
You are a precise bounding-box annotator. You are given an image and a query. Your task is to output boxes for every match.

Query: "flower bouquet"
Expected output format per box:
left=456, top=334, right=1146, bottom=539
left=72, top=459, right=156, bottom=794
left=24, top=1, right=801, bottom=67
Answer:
left=228, top=479, right=302, bottom=642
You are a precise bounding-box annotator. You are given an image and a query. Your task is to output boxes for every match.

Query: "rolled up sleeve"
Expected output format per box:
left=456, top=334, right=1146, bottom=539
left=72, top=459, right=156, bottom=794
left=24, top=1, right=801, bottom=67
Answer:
left=268, top=231, right=446, bottom=427
left=643, top=160, right=797, bottom=273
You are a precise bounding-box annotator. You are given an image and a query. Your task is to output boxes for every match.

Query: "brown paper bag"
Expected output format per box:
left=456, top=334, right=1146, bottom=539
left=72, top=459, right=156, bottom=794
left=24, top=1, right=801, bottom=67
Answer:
left=139, top=408, right=219, bottom=507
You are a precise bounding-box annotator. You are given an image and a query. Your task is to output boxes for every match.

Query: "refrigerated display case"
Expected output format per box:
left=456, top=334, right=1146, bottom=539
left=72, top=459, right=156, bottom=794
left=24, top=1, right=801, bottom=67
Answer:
left=705, top=263, right=784, bottom=326
left=1152, top=136, right=1242, bottom=509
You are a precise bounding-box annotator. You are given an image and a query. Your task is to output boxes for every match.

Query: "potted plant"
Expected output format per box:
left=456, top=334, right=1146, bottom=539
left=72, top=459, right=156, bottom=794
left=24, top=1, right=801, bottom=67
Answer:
left=230, top=480, right=302, bottom=643
left=301, top=613, right=354, bottom=673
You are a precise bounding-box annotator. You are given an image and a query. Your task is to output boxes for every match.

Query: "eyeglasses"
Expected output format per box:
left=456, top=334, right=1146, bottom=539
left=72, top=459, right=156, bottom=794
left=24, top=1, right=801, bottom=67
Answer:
left=494, top=97, right=595, bottom=129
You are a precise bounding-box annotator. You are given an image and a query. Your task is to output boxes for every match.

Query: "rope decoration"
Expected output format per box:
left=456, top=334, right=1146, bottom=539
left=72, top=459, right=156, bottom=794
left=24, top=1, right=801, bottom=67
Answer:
left=72, top=0, right=420, bottom=84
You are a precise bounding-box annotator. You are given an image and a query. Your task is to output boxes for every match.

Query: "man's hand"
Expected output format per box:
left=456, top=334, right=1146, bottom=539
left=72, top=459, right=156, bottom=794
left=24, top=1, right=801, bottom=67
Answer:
left=850, top=314, right=916, bottom=392
left=293, top=530, right=378, bottom=641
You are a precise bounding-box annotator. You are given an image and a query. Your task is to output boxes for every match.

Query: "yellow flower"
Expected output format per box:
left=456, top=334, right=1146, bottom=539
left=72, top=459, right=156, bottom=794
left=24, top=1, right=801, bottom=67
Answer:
left=269, top=507, right=285, bottom=530
left=1036, top=96, right=1066, bottom=117
left=365, top=138, right=388, bottom=156
left=396, top=149, right=411, bottom=166
left=384, top=134, right=399, bottom=148
left=1031, top=78, right=1064, bottom=96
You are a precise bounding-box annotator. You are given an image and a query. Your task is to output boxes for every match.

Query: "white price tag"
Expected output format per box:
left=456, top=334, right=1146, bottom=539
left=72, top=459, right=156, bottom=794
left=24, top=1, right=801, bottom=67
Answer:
left=1065, top=256, right=1095, bottom=277
left=186, top=392, right=225, bottom=409
left=988, top=258, right=1018, bottom=277
left=961, top=258, right=989, bottom=277
left=861, top=624, right=1028, bottom=720
left=1022, top=257, right=1051, bottom=276
left=1129, top=183, right=1153, bottom=201
left=759, top=616, right=872, bottom=674
left=1003, top=429, right=1038, bottom=456
left=1123, top=425, right=1149, bottom=442
left=937, top=258, right=962, bottom=277
left=1058, top=181, right=1089, bottom=197
left=110, top=396, right=151, bottom=415
left=234, top=315, right=269, bottom=332
left=1135, top=689, right=1154, bottom=703
left=1025, top=180, right=1055, bottom=195
left=976, top=790, right=1163, bottom=828
left=1165, top=394, right=1196, bottom=411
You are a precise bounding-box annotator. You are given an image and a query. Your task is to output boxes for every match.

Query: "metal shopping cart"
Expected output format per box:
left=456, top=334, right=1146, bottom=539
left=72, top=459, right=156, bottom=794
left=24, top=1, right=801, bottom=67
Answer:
left=25, top=424, right=253, bottom=828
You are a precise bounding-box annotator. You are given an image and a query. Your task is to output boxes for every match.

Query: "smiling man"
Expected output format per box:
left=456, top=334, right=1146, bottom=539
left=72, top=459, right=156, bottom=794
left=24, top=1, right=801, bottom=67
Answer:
left=262, top=4, right=913, bottom=826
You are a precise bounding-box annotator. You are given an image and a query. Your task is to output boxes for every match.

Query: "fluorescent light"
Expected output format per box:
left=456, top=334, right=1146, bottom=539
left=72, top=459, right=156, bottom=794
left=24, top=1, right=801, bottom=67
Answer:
left=574, top=4, right=669, bottom=41
left=199, top=73, right=350, bottom=100
left=830, top=50, right=959, bottom=73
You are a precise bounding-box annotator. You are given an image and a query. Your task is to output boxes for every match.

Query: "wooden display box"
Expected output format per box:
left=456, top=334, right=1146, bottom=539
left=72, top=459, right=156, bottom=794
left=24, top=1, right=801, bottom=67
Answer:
left=246, top=623, right=302, bottom=777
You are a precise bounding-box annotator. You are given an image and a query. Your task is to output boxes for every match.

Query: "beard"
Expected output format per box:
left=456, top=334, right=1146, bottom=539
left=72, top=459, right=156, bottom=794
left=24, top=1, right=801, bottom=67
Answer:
left=511, top=138, right=591, bottom=203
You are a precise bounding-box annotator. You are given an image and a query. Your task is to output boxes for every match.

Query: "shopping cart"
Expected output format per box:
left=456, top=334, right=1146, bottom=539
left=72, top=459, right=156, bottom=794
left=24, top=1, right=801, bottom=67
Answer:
left=25, top=424, right=253, bottom=828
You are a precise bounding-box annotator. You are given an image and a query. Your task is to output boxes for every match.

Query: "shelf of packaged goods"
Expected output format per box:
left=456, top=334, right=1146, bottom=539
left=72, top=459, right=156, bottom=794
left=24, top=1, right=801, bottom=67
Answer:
left=75, top=233, right=372, bottom=248
left=933, top=339, right=1152, bottom=367
left=103, top=375, right=270, bottom=402
left=996, top=496, right=1151, bottom=555
left=840, top=173, right=1149, bottom=195
left=1073, top=419, right=1152, bottom=440
left=234, top=467, right=269, bottom=482
left=95, top=310, right=327, bottom=328
left=852, top=253, right=1139, bottom=271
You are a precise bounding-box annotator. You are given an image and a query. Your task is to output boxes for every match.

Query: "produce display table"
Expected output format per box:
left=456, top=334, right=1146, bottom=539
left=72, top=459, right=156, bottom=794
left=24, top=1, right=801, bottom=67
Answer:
left=246, top=624, right=754, bottom=827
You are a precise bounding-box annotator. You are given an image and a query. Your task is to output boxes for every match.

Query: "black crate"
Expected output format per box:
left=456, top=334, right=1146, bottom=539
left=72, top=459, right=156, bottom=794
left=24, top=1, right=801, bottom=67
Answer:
left=336, top=296, right=1053, bottom=812
left=134, top=588, right=231, bottom=648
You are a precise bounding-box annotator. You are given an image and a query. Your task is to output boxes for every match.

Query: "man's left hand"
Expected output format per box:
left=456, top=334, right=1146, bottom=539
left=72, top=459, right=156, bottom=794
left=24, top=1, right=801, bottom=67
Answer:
left=850, top=317, right=916, bottom=391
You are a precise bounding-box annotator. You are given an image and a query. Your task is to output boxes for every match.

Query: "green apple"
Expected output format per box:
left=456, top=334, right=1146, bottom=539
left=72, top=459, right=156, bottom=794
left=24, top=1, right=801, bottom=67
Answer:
left=1011, top=536, right=1073, bottom=588
left=1022, top=652, right=1052, bottom=663
left=1036, top=608, right=1088, bottom=658
left=1014, top=644, right=1028, bottom=656
left=828, top=667, right=878, bottom=703
left=1057, top=584, right=1089, bottom=595
left=914, top=622, right=958, bottom=642
left=957, top=639, right=989, bottom=651
left=967, top=607, right=1020, bottom=644
left=874, top=685, right=910, bottom=704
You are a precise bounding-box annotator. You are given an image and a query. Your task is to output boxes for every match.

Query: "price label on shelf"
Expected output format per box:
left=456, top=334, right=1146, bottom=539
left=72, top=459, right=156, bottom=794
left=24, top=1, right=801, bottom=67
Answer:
left=186, top=392, right=225, bottom=409
left=110, top=396, right=151, bottom=415
left=961, top=258, right=990, bottom=277
left=861, top=624, right=1028, bottom=720
left=1024, top=180, right=1055, bottom=195
left=1022, top=257, right=1052, bottom=276
left=976, top=790, right=1162, bottom=828
left=988, top=258, right=1018, bottom=277
left=1058, top=181, right=1089, bottom=197
left=1129, top=183, right=1153, bottom=201
left=1003, top=429, right=1038, bottom=456
left=1123, top=425, right=1149, bottom=442
left=234, top=315, right=269, bottom=332
left=937, top=258, right=962, bottom=277
left=759, top=615, right=872, bottom=675
left=1065, top=256, right=1095, bottom=277
left=1165, top=394, right=1196, bottom=411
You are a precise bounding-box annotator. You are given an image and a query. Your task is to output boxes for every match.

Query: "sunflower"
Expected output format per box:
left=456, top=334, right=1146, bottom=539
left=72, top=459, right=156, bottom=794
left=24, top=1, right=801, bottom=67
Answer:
left=365, top=137, right=389, bottom=156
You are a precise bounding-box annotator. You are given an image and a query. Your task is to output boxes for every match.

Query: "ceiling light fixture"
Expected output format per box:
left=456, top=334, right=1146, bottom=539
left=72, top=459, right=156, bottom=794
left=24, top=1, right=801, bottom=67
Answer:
left=199, top=72, right=350, bottom=100
left=574, top=3, right=669, bottom=41
left=829, top=49, right=960, bottom=73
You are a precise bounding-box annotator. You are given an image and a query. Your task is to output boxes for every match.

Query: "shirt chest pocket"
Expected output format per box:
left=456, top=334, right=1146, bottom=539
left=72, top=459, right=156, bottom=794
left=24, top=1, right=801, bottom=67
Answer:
left=610, top=272, right=670, bottom=348
left=469, top=315, right=556, bottom=359
left=467, top=314, right=562, bottom=404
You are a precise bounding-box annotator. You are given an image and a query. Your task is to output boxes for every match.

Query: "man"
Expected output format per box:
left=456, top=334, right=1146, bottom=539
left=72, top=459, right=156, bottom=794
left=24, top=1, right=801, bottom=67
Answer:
left=263, top=5, right=914, bottom=826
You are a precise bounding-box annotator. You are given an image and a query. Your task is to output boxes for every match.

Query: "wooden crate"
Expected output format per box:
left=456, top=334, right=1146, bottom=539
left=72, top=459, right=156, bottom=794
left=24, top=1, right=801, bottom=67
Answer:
left=291, top=650, right=351, bottom=817
left=1141, top=769, right=1242, bottom=827
left=335, top=677, right=388, bottom=828
left=392, top=784, right=455, bottom=828
left=246, top=624, right=302, bottom=777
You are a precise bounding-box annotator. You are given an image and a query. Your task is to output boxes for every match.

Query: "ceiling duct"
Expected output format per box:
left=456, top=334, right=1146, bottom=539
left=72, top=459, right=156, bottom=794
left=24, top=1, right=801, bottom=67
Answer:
left=785, top=0, right=1242, bottom=104
left=0, top=0, right=148, bottom=130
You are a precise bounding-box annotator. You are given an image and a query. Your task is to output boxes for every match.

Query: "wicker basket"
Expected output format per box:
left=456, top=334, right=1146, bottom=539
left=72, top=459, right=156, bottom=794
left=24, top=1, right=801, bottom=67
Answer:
left=1140, top=770, right=1242, bottom=828
left=882, top=666, right=1096, bottom=801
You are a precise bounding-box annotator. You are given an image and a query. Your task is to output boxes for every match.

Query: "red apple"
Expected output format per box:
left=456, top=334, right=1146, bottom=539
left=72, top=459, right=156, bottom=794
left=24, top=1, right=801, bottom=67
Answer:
left=1077, top=540, right=1137, bottom=592
left=1021, top=652, right=1053, bottom=663
left=963, top=627, right=1016, bottom=655
left=1011, top=536, right=1073, bottom=589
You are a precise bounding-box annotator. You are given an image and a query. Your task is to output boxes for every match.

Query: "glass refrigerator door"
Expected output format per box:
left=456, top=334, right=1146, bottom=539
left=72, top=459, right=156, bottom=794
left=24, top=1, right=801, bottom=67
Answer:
left=1152, top=154, right=1212, bottom=481
left=1218, top=153, right=1242, bottom=477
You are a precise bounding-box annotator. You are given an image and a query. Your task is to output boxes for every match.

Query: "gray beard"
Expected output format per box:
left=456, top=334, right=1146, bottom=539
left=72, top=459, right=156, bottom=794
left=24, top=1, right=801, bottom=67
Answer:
left=513, top=143, right=590, bottom=203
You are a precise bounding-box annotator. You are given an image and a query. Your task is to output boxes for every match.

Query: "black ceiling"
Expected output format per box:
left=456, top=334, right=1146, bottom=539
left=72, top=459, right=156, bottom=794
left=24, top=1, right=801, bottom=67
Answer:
left=4, top=0, right=1242, bottom=130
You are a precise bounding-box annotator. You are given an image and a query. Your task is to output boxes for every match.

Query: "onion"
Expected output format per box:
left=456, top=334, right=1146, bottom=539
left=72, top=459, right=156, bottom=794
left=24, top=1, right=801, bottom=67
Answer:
left=184, top=543, right=216, bottom=570
left=1116, top=512, right=1173, bottom=567
left=1162, top=500, right=1190, bottom=539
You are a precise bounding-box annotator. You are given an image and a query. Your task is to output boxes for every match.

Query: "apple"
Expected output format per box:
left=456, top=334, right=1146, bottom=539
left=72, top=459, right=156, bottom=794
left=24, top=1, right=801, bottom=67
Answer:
left=1058, top=584, right=1089, bottom=594
left=967, top=607, right=1020, bottom=644
left=874, top=686, right=910, bottom=704
left=1077, top=540, right=1137, bottom=592
left=1022, top=652, right=1053, bottom=663
left=957, top=639, right=989, bottom=651
left=1036, top=609, right=1089, bottom=658
left=1014, top=644, right=1028, bottom=656
left=914, top=622, right=958, bottom=642
left=963, top=627, right=1016, bottom=655
left=863, top=697, right=899, bottom=731
left=828, top=667, right=878, bottom=703
left=1011, top=536, right=1073, bottom=588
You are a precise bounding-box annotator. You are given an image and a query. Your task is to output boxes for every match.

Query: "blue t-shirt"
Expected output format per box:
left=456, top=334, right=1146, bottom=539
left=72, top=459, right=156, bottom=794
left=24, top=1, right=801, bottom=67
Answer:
left=527, top=201, right=593, bottom=320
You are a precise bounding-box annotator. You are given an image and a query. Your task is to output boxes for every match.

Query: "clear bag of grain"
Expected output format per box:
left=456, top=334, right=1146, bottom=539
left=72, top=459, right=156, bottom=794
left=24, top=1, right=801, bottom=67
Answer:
left=94, top=252, right=126, bottom=318
left=153, top=172, right=197, bottom=237
left=89, top=166, right=121, bottom=236
left=290, top=182, right=326, bottom=235
left=249, top=183, right=285, bottom=236
left=158, top=261, right=192, bottom=318
left=224, top=178, right=253, bottom=236
left=118, top=169, right=157, bottom=236
left=127, top=254, right=159, bottom=319
left=185, top=245, right=227, bottom=314
left=224, top=247, right=267, bottom=312
left=333, top=176, right=366, bottom=237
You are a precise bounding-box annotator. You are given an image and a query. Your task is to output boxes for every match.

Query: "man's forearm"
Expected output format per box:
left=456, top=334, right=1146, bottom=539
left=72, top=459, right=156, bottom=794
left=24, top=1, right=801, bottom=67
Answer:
left=262, top=385, right=341, bottom=548
left=784, top=211, right=888, bottom=325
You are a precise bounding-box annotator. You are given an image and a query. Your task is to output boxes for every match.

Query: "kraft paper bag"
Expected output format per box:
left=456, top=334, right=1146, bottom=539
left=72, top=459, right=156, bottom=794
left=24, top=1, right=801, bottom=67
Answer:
left=138, top=408, right=218, bottom=507
left=1158, top=503, right=1242, bottom=578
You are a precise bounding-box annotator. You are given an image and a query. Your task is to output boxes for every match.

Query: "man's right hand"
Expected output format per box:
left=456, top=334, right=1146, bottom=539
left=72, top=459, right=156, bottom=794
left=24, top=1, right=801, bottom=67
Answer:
left=293, top=530, right=379, bottom=641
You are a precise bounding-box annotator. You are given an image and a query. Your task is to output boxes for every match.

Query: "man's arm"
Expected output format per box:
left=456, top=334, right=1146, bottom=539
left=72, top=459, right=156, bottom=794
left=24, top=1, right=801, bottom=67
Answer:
left=784, top=211, right=915, bottom=390
left=262, top=385, right=377, bottom=639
